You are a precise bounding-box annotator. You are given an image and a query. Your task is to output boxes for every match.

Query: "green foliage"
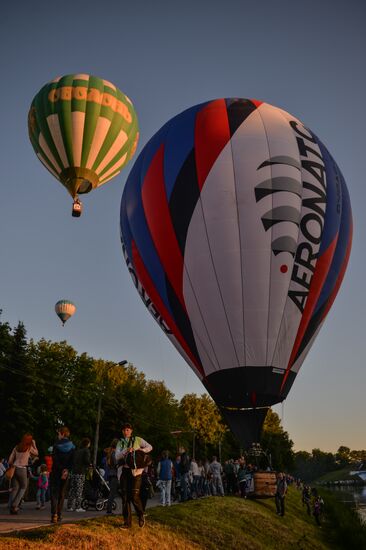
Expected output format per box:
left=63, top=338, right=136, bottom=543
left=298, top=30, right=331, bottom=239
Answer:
left=180, top=394, right=227, bottom=443
left=319, top=488, right=366, bottom=549
left=260, top=409, right=294, bottom=471
left=335, top=446, right=352, bottom=466
left=294, top=448, right=337, bottom=481
left=0, top=320, right=37, bottom=453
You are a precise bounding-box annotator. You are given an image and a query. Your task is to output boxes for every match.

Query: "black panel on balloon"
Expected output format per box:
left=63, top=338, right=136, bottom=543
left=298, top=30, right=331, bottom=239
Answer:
left=165, top=276, right=203, bottom=371
left=220, top=407, right=269, bottom=449
left=291, top=306, right=325, bottom=366
left=203, top=367, right=296, bottom=408
left=169, top=149, right=200, bottom=255
left=226, top=99, right=258, bottom=137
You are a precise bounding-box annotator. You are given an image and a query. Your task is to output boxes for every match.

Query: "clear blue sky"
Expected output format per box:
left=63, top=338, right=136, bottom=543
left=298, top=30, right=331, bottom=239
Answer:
left=1, top=0, right=365, bottom=453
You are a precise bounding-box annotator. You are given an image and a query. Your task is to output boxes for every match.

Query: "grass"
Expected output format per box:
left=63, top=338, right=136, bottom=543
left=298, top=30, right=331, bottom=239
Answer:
left=1, top=488, right=365, bottom=549
left=318, top=488, right=366, bottom=549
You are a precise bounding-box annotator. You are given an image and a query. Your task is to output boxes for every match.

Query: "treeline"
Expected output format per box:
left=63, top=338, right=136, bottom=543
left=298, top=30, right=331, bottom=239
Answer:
left=294, top=446, right=366, bottom=482
left=0, top=311, right=294, bottom=470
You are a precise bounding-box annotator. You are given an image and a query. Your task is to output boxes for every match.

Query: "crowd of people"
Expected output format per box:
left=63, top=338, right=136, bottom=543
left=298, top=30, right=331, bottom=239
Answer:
left=0, top=427, right=324, bottom=529
left=299, top=480, right=325, bottom=526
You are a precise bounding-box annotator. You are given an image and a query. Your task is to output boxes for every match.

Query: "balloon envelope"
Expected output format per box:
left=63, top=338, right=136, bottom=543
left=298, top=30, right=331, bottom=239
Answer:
left=28, top=74, right=139, bottom=200
left=120, top=98, right=352, bottom=446
left=55, top=300, right=76, bottom=326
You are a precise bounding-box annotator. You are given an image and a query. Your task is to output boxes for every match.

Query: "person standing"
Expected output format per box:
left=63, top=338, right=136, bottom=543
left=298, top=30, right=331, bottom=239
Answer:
left=209, top=456, right=224, bottom=497
left=35, top=464, right=49, bottom=509
left=104, top=438, right=119, bottom=515
left=50, top=426, right=75, bottom=523
left=275, top=472, right=288, bottom=517
left=157, top=450, right=173, bottom=506
left=179, top=447, right=190, bottom=502
left=302, top=484, right=311, bottom=515
left=312, top=493, right=324, bottom=526
left=115, top=423, right=152, bottom=529
left=237, top=460, right=248, bottom=499
left=8, top=434, right=38, bottom=514
left=67, top=438, right=91, bottom=512
left=190, top=457, right=201, bottom=498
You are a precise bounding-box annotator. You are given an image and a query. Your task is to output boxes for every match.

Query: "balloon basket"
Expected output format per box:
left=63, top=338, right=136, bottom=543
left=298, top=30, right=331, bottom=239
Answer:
left=247, top=471, right=277, bottom=499
left=72, top=200, right=83, bottom=217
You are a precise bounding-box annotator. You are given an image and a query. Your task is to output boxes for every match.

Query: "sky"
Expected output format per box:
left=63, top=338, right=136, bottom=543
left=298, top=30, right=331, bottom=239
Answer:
left=1, top=0, right=365, bottom=453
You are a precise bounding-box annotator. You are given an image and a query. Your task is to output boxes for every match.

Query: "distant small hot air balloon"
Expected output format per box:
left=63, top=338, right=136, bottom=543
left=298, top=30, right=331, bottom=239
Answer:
left=55, top=300, right=76, bottom=326
left=28, top=74, right=139, bottom=217
left=120, top=98, right=353, bottom=448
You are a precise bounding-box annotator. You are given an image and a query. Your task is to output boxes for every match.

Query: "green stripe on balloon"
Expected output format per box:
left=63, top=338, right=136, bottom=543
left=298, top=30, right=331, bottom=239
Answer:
left=57, top=75, right=75, bottom=167
left=92, top=112, right=125, bottom=173
left=96, top=91, right=138, bottom=177
left=33, top=87, right=65, bottom=171
left=80, top=75, right=104, bottom=167
left=71, top=80, right=88, bottom=114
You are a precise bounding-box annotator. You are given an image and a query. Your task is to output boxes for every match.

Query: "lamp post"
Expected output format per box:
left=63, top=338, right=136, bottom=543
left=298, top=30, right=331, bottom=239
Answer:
left=93, top=360, right=128, bottom=466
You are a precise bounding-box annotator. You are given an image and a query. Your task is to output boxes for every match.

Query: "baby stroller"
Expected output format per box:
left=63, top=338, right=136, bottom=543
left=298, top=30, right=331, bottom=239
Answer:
left=81, top=467, right=117, bottom=511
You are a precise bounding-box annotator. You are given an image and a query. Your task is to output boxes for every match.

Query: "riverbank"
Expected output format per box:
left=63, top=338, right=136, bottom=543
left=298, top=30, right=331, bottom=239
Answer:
left=2, top=487, right=365, bottom=549
left=318, top=488, right=366, bottom=548
left=316, top=466, right=366, bottom=486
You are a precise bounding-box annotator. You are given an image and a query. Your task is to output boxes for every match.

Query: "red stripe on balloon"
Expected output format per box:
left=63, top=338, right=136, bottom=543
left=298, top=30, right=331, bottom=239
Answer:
left=131, top=240, right=205, bottom=377
left=194, top=99, right=231, bottom=191
left=141, top=144, right=186, bottom=311
left=281, top=235, right=338, bottom=392
left=319, top=224, right=353, bottom=324
left=250, top=99, right=263, bottom=108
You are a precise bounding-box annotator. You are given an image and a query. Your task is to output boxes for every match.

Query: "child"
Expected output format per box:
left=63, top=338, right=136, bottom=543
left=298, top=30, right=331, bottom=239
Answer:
left=35, top=464, right=49, bottom=509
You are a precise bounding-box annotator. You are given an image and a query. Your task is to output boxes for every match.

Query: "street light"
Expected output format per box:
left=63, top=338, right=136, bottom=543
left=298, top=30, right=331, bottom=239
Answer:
left=93, top=360, right=128, bottom=466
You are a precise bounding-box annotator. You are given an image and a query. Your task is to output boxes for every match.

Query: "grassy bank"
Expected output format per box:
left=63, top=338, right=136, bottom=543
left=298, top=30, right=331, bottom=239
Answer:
left=318, top=488, right=366, bottom=548
left=1, top=488, right=365, bottom=549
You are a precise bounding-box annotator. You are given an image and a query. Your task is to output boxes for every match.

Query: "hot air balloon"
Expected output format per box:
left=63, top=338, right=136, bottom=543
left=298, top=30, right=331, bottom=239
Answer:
left=28, top=74, right=139, bottom=217
left=120, top=98, right=352, bottom=448
left=55, top=300, right=76, bottom=326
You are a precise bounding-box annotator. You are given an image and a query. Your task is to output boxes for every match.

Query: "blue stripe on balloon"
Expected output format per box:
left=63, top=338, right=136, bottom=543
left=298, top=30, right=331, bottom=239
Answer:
left=140, top=122, right=170, bottom=185
left=121, top=137, right=172, bottom=317
left=164, top=102, right=208, bottom=200
left=120, top=178, right=134, bottom=262
left=314, top=167, right=352, bottom=314
left=313, top=135, right=342, bottom=255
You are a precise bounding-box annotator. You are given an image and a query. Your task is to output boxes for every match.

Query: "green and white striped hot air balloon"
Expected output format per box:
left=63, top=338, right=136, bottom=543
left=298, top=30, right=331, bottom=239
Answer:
left=28, top=74, right=139, bottom=215
left=55, top=300, right=76, bottom=326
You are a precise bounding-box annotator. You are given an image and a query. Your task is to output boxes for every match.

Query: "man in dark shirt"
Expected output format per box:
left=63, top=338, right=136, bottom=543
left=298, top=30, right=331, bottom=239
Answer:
left=275, top=472, right=288, bottom=517
left=50, top=426, right=75, bottom=523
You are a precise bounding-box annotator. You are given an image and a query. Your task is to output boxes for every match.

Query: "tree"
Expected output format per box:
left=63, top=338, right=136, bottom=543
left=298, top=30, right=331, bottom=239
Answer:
left=180, top=393, right=227, bottom=458
left=260, top=409, right=294, bottom=471
left=0, top=312, right=14, bottom=456
left=294, top=450, right=312, bottom=481
left=335, top=446, right=351, bottom=466
left=28, top=339, right=99, bottom=456
left=1, top=322, right=37, bottom=452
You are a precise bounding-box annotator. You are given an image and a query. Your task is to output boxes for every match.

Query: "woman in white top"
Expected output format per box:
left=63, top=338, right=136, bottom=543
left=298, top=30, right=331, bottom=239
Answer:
left=8, top=433, right=38, bottom=513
